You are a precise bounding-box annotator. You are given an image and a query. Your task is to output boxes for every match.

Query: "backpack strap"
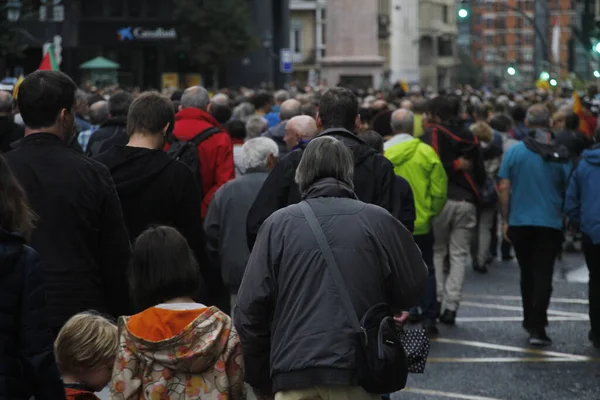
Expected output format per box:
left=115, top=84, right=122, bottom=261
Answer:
left=191, top=126, right=222, bottom=146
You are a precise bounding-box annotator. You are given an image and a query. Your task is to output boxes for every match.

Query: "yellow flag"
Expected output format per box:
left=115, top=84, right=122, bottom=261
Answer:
left=13, top=75, right=24, bottom=99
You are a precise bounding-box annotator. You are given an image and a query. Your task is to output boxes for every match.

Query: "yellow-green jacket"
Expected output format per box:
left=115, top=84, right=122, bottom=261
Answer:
left=385, top=136, right=448, bottom=235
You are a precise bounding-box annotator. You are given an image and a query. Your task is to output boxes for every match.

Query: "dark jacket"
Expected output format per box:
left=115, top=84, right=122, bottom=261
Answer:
left=93, top=146, right=222, bottom=310
left=204, top=170, right=270, bottom=294
left=565, top=145, right=600, bottom=245
left=4, top=133, right=131, bottom=329
left=0, top=116, right=24, bottom=153
left=234, top=178, right=427, bottom=392
left=421, top=123, right=486, bottom=204
left=0, top=115, right=25, bottom=153
left=246, top=128, right=413, bottom=248
left=555, top=129, right=593, bottom=161
left=0, top=229, right=65, bottom=400
left=86, top=116, right=128, bottom=157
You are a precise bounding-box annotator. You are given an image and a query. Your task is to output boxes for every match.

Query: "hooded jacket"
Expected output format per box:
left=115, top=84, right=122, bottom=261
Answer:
left=246, top=127, right=413, bottom=248
left=565, top=145, right=600, bottom=244
left=166, top=108, right=235, bottom=218
left=385, top=136, right=448, bottom=235
left=0, top=229, right=65, bottom=400
left=108, top=306, right=245, bottom=400
left=4, top=133, right=131, bottom=328
left=421, top=123, right=486, bottom=204
left=235, top=178, right=427, bottom=392
left=86, top=116, right=128, bottom=157
left=94, top=146, right=224, bottom=310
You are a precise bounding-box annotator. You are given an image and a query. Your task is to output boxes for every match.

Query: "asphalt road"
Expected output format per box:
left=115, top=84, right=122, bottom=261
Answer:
left=393, top=252, right=600, bottom=400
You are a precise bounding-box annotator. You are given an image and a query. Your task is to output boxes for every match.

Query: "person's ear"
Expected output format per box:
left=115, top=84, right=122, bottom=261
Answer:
left=162, top=122, right=171, bottom=135
left=316, top=112, right=323, bottom=129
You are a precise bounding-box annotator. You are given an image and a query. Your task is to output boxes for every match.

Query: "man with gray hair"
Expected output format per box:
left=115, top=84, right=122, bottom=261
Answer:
left=170, top=85, right=235, bottom=217
left=74, top=89, right=92, bottom=133
left=204, top=137, right=279, bottom=309
left=264, top=98, right=303, bottom=155
left=78, top=100, right=109, bottom=152
left=235, top=136, right=427, bottom=399
left=0, top=91, right=23, bottom=152
left=498, top=103, right=572, bottom=347
left=245, top=115, right=268, bottom=139
left=385, top=107, right=447, bottom=335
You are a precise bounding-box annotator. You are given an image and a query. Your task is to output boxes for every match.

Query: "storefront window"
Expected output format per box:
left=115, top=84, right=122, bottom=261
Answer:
left=82, top=0, right=104, bottom=18
left=109, top=0, right=123, bottom=17
left=128, top=0, right=142, bottom=17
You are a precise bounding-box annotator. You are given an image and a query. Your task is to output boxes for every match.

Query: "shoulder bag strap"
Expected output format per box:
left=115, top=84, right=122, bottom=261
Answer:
left=299, top=201, right=363, bottom=333
left=191, top=126, right=221, bottom=146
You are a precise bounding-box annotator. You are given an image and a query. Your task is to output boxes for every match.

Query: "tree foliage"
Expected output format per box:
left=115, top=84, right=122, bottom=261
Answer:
left=173, top=0, right=257, bottom=69
left=456, top=48, right=482, bottom=87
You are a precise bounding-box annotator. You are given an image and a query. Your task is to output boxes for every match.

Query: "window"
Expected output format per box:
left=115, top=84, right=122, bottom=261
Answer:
left=438, top=37, right=453, bottom=57
left=486, top=35, right=493, bottom=45
left=485, top=18, right=494, bottom=29
left=82, top=0, right=104, bottom=17
left=442, top=5, right=449, bottom=23
left=291, top=25, right=302, bottom=54
left=485, top=50, right=496, bottom=62
left=146, top=0, right=160, bottom=17
left=523, top=49, right=534, bottom=61
left=127, top=0, right=142, bottom=17
left=109, top=0, right=123, bottom=17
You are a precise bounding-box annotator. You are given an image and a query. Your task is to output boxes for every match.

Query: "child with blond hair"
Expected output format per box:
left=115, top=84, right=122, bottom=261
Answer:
left=54, top=312, right=119, bottom=400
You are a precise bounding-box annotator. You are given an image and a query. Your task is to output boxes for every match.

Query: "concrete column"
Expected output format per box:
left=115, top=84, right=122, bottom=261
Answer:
left=390, top=0, right=419, bottom=84
left=320, top=0, right=384, bottom=88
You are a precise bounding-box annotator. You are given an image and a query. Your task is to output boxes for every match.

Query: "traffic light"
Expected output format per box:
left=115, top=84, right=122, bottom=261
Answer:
left=540, top=71, right=550, bottom=81
left=458, top=0, right=469, bottom=18
left=507, top=66, right=516, bottom=76
left=550, top=78, right=558, bottom=87
left=593, top=41, right=600, bottom=53
left=594, top=70, right=600, bottom=78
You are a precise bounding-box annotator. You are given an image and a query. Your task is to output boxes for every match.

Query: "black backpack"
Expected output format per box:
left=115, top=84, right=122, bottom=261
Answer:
left=166, top=126, right=221, bottom=198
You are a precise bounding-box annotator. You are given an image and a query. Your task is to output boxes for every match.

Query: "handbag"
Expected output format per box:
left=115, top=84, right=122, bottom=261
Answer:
left=299, top=201, right=409, bottom=394
left=397, top=328, right=430, bottom=374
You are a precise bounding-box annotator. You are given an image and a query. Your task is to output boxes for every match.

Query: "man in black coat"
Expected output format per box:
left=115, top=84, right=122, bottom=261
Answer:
left=247, top=87, right=408, bottom=248
left=86, top=91, right=132, bottom=157
left=3, top=71, right=131, bottom=333
left=94, top=92, right=224, bottom=312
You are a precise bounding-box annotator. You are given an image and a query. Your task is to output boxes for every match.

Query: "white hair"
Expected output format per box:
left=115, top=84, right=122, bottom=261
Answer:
left=211, top=93, right=229, bottom=106
left=181, top=86, right=210, bottom=110
left=245, top=116, right=268, bottom=139
left=242, top=137, right=279, bottom=170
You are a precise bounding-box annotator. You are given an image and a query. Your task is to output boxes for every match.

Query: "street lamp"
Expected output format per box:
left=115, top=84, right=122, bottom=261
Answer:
left=6, top=0, right=22, bottom=22
left=507, top=66, right=516, bottom=76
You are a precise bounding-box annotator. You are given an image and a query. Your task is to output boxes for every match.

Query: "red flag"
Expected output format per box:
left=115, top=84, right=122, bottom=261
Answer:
left=38, top=45, right=59, bottom=71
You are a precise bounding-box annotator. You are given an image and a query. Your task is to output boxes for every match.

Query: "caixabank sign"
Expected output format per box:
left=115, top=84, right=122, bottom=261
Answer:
left=117, top=27, right=177, bottom=41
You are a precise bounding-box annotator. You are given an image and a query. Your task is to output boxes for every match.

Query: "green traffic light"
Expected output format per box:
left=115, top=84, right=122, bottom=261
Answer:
left=507, top=67, right=516, bottom=76
left=550, top=79, right=558, bottom=87
left=594, top=43, right=600, bottom=53
left=458, top=8, right=468, bottom=18
left=594, top=70, right=600, bottom=78
left=540, top=71, right=550, bottom=81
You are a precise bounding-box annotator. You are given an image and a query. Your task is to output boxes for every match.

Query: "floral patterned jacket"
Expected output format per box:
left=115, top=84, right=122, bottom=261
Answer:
left=108, top=306, right=245, bottom=399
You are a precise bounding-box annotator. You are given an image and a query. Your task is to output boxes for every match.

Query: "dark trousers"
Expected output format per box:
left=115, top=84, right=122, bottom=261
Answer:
left=582, top=236, right=600, bottom=338
left=508, top=226, right=562, bottom=331
left=414, top=233, right=436, bottom=320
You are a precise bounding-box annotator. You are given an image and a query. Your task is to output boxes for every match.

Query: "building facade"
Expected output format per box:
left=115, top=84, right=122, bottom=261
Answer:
left=467, top=0, right=577, bottom=86
left=7, top=0, right=290, bottom=89
left=288, top=0, right=325, bottom=85
left=419, top=0, right=459, bottom=90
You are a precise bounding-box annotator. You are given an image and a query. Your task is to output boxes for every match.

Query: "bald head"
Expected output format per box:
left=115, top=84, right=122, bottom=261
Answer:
left=526, top=103, right=551, bottom=128
left=0, top=91, right=13, bottom=114
left=279, top=99, right=302, bottom=121
left=391, top=108, right=415, bottom=135
left=284, top=115, right=318, bottom=151
left=89, top=100, right=109, bottom=126
left=400, top=100, right=413, bottom=110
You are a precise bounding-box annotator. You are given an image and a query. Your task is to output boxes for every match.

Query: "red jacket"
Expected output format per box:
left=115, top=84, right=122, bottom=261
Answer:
left=166, top=108, right=235, bottom=217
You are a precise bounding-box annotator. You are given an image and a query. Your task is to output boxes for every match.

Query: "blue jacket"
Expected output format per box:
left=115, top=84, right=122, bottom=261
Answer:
left=565, top=145, right=600, bottom=244
left=0, top=229, right=65, bottom=399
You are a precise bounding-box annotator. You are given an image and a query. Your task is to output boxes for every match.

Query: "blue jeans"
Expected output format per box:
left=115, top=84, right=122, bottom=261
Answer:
left=414, top=232, right=437, bottom=320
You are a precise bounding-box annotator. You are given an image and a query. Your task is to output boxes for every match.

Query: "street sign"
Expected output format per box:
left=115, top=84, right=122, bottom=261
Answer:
left=280, top=48, right=293, bottom=74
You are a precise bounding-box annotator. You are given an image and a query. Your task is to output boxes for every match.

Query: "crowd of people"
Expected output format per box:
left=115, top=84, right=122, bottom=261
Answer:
left=0, top=69, right=599, bottom=399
